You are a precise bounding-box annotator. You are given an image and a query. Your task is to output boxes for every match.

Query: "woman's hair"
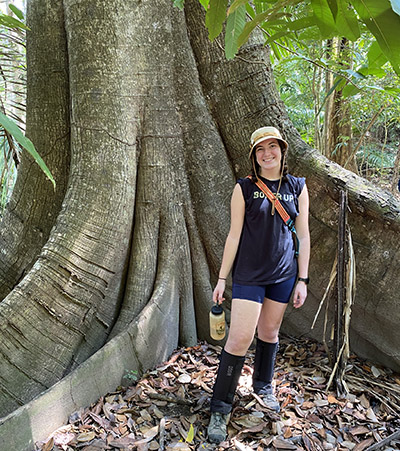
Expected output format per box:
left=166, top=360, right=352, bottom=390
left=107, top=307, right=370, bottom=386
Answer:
left=249, top=141, right=288, bottom=182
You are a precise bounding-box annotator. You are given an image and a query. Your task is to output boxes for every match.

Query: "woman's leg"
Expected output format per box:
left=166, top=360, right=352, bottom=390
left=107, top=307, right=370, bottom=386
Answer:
left=211, top=298, right=262, bottom=412
left=253, top=298, right=288, bottom=411
left=208, top=298, right=262, bottom=443
left=257, top=297, right=288, bottom=343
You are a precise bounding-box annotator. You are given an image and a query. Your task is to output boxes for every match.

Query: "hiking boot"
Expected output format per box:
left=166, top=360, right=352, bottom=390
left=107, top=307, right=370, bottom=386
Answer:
left=207, top=412, right=229, bottom=443
left=258, top=387, right=280, bottom=412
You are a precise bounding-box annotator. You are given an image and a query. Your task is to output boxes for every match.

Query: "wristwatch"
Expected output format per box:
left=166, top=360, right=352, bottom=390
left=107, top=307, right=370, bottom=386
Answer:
left=298, top=277, right=310, bottom=284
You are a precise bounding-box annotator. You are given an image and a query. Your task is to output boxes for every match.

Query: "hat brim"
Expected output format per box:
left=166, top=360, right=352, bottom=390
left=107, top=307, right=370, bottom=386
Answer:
left=248, top=135, right=288, bottom=158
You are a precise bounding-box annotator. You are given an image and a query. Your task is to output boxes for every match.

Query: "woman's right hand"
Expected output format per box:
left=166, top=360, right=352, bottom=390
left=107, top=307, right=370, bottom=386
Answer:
left=213, top=279, right=226, bottom=304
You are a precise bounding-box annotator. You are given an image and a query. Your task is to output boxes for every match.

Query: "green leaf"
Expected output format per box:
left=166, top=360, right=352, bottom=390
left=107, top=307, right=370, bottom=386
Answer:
left=225, top=4, right=246, bottom=59
left=237, top=9, right=271, bottom=47
left=311, top=0, right=337, bottom=38
left=228, top=0, right=248, bottom=15
left=335, top=0, right=360, bottom=40
left=0, top=12, right=28, bottom=30
left=316, top=76, right=344, bottom=115
left=389, top=0, right=400, bottom=15
left=367, top=40, right=388, bottom=69
left=342, top=83, right=360, bottom=98
left=351, top=0, right=400, bottom=75
left=205, top=0, right=228, bottom=40
left=172, top=0, right=185, bottom=10
left=237, top=9, right=290, bottom=47
left=287, top=15, right=316, bottom=31
left=255, top=0, right=272, bottom=14
left=246, top=3, right=256, bottom=18
left=199, top=0, right=210, bottom=10
left=0, top=112, right=56, bottom=189
left=384, top=86, right=400, bottom=95
left=8, top=4, right=24, bottom=20
left=342, top=68, right=366, bottom=80
left=185, top=424, right=195, bottom=443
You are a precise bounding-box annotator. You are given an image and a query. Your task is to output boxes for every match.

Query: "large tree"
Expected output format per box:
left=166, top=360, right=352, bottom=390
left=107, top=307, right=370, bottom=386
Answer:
left=0, top=0, right=399, bottom=418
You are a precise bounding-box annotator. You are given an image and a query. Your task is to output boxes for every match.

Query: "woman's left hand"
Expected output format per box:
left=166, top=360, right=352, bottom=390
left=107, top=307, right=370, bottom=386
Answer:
left=293, top=282, right=307, bottom=308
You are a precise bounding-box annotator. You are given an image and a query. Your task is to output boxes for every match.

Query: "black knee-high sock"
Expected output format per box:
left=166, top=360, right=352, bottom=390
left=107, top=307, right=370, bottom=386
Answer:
left=210, top=349, right=245, bottom=414
left=253, top=338, right=279, bottom=393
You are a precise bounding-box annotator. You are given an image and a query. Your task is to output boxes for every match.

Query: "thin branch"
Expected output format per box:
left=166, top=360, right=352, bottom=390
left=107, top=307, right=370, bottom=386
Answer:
left=343, top=103, right=387, bottom=169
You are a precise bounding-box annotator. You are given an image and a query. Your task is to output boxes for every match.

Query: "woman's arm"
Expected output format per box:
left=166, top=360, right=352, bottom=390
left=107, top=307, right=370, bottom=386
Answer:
left=213, top=183, right=245, bottom=304
left=292, top=183, right=310, bottom=308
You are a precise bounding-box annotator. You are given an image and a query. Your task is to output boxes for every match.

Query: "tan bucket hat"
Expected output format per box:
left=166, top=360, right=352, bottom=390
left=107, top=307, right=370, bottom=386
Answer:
left=249, top=126, right=288, bottom=157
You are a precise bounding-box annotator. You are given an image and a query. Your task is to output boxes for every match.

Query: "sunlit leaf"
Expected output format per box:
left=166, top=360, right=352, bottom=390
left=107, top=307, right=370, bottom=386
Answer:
left=185, top=424, right=195, bottom=443
left=199, top=0, right=210, bottom=9
left=0, top=12, right=28, bottom=29
left=351, top=0, right=400, bottom=75
left=311, top=0, right=337, bottom=38
left=205, top=0, right=228, bottom=40
left=255, top=0, right=272, bottom=14
left=367, top=40, right=388, bottom=69
left=225, top=4, right=246, bottom=59
left=336, top=0, right=360, bottom=40
left=8, top=4, right=24, bottom=20
left=0, top=112, right=55, bottom=188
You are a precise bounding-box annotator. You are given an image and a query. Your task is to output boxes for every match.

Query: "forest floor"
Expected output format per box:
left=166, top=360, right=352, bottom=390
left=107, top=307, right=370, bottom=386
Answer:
left=35, top=335, right=400, bottom=451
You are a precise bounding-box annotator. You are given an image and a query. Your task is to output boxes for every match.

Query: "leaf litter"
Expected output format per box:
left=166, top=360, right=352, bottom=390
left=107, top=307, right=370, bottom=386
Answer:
left=36, top=335, right=400, bottom=451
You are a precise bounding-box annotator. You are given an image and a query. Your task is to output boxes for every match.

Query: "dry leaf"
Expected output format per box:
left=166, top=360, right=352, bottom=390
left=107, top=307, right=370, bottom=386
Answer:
left=359, top=394, right=370, bottom=409
left=166, top=442, right=191, bottom=450
left=353, top=437, right=375, bottom=451
left=272, top=437, right=297, bottom=449
left=371, top=366, right=381, bottom=377
left=314, top=399, right=329, bottom=407
left=365, top=407, right=379, bottom=422
left=42, top=437, right=54, bottom=451
left=350, top=425, right=370, bottom=436
left=177, top=373, right=191, bottom=384
left=37, top=339, right=400, bottom=451
left=327, top=394, right=339, bottom=404
left=76, top=430, right=96, bottom=442
left=144, top=425, right=159, bottom=439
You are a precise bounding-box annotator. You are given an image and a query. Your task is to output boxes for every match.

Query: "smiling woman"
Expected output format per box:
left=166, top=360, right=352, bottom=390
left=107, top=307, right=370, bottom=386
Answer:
left=207, top=126, right=310, bottom=443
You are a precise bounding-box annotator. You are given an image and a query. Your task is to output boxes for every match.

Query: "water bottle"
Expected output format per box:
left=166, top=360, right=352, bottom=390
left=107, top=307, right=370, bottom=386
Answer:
left=209, top=304, right=226, bottom=340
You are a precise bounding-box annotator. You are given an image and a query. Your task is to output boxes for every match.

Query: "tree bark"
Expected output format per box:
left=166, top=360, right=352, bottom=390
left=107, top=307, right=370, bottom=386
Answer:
left=324, top=38, right=357, bottom=173
left=0, top=0, right=399, bottom=418
left=0, top=0, right=70, bottom=300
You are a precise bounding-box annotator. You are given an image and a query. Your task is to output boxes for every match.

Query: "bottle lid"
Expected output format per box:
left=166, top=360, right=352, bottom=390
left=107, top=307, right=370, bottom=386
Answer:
left=211, top=304, right=223, bottom=315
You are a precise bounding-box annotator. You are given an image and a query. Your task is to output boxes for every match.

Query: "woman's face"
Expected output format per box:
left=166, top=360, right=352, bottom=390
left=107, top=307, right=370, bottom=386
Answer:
left=254, top=138, right=282, bottom=173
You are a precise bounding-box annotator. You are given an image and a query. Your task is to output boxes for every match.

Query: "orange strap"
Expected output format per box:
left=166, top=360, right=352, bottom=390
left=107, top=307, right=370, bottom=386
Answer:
left=247, top=176, right=299, bottom=257
left=254, top=178, right=291, bottom=223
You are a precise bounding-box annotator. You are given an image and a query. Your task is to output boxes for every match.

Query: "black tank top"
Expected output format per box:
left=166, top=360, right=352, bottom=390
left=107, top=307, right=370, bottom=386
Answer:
left=232, top=174, right=305, bottom=285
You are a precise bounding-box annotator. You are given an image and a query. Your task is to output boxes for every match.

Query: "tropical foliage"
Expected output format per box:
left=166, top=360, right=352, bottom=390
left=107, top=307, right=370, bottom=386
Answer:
left=0, top=4, right=54, bottom=215
left=173, top=0, right=400, bottom=189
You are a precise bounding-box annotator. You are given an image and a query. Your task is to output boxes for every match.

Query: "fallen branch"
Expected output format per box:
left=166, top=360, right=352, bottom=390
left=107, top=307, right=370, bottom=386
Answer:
left=365, top=429, right=400, bottom=451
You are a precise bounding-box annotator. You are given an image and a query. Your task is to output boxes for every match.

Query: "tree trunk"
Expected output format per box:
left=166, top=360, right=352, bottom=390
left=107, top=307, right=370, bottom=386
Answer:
left=0, top=0, right=399, bottom=418
left=0, top=0, right=70, bottom=300
left=324, top=38, right=357, bottom=173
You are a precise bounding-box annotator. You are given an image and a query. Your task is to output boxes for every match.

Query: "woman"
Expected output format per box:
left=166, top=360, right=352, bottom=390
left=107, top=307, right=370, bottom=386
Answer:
left=207, top=126, right=310, bottom=444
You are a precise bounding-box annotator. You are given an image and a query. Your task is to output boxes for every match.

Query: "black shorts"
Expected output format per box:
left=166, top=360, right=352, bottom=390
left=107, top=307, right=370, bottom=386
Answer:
left=232, top=275, right=297, bottom=304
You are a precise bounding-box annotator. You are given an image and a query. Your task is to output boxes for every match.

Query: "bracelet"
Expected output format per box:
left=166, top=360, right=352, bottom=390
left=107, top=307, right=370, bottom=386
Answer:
left=218, top=277, right=226, bottom=280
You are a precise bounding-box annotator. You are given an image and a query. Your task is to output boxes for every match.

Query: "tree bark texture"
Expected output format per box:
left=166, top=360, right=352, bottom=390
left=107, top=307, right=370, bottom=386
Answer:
left=0, top=0, right=399, bottom=418
left=0, top=0, right=70, bottom=300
